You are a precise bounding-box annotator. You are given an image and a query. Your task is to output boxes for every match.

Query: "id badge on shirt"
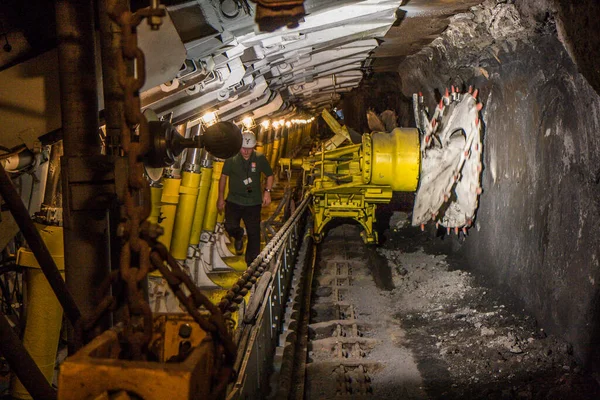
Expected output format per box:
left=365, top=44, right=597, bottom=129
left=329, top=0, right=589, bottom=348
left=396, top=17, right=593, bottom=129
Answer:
left=243, top=177, right=253, bottom=185
left=251, top=162, right=256, bottom=173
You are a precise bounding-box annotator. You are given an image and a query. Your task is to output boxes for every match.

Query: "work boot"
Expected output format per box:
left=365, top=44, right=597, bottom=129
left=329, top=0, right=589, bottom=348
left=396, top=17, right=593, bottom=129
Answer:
left=234, top=236, right=244, bottom=255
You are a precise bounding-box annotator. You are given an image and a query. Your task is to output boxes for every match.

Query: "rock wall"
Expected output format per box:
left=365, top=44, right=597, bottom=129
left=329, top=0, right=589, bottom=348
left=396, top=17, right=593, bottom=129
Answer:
left=396, top=0, right=600, bottom=370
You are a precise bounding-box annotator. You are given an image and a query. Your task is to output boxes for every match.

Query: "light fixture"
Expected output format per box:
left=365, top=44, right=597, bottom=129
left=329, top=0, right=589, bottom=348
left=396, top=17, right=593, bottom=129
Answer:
left=241, top=116, right=255, bottom=130
left=261, top=120, right=270, bottom=129
left=285, top=121, right=291, bottom=128
left=200, top=111, right=218, bottom=127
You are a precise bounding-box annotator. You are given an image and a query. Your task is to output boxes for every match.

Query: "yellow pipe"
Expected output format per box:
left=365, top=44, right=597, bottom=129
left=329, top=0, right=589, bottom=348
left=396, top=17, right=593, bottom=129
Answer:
left=11, top=225, right=64, bottom=400
left=158, top=176, right=181, bottom=250
left=148, top=185, right=163, bottom=224
left=170, top=171, right=201, bottom=259
left=189, top=166, right=213, bottom=246
left=203, top=160, right=224, bottom=232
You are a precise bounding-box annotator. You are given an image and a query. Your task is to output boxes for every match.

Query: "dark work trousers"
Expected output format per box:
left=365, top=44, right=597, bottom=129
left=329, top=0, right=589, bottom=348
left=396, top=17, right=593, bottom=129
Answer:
left=224, top=201, right=262, bottom=266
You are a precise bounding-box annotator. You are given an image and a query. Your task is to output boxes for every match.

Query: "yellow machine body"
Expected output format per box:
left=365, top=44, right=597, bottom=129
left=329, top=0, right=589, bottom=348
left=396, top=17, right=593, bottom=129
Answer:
left=281, top=128, right=420, bottom=244
left=13, top=225, right=65, bottom=399
left=364, top=129, right=420, bottom=191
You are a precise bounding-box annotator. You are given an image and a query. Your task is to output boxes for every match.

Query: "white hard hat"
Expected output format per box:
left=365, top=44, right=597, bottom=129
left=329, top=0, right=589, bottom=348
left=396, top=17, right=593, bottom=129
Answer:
left=241, top=131, right=257, bottom=148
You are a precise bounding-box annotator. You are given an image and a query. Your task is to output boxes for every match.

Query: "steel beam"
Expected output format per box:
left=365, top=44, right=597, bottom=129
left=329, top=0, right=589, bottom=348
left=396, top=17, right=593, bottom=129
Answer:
left=0, top=311, right=56, bottom=400
left=56, top=0, right=112, bottom=349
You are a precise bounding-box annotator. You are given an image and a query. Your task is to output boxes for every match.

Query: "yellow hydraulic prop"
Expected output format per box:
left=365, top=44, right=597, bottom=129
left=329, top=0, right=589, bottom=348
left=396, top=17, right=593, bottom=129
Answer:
left=280, top=128, right=420, bottom=244
left=291, top=125, right=301, bottom=155
left=256, top=126, right=266, bottom=155
left=170, top=169, right=201, bottom=260
left=265, top=127, right=273, bottom=163
left=284, top=125, right=293, bottom=157
left=148, top=184, right=163, bottom=224
left=189, top=161, right=213, bottom=246
left=277, top=126, right=288, bottom=161
left=269, top=128, right=281, bottom=170
left=158, top=175, right=181, bottom=250
left=203, top=160, right=224, bottom=232
left=12, top=225, right=65, bottom=400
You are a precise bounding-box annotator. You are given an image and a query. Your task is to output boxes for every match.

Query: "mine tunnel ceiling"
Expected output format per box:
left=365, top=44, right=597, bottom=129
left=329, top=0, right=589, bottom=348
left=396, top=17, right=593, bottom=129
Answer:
left=133, top=0, right=486, bottom=128
left=1, top=0, right=599, bottom=139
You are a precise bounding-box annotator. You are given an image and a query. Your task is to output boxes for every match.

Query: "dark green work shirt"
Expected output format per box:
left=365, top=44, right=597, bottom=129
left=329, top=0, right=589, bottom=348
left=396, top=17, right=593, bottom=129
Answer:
left=222, top=151, right=273, bottom=206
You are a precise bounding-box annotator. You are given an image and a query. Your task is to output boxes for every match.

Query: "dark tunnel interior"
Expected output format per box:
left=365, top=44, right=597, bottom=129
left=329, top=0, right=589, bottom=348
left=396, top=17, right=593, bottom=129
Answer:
left=0, top=0, right=600, bottom=398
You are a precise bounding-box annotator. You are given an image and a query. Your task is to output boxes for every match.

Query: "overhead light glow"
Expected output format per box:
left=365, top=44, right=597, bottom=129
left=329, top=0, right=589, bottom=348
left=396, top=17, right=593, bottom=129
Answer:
left=285, top=121, right=292, bottom=128
left=201, top=111, right=218, bottom=127
left=241, top=116, right=254, bottom=129
left=261, top=120, right=270, bottom=128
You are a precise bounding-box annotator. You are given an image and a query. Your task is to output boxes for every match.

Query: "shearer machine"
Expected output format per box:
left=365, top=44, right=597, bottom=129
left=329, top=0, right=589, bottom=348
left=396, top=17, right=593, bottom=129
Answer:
left=280, top=86, right=484, bottom=244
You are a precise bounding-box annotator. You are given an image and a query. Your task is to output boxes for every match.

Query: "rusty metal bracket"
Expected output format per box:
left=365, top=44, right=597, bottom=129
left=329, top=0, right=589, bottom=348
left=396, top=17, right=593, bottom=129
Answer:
left=250, top=0, right=305, bottom=32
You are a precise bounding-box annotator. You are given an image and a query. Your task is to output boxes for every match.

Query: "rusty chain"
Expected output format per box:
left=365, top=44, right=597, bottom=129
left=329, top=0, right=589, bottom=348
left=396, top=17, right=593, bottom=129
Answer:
left=107, top=3, right=163, bottom=360
left=75, top=5, right=236, bottom=391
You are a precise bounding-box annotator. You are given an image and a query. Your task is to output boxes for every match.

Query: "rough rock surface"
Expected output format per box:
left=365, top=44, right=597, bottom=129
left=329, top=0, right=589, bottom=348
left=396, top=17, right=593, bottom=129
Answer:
left=380, top=222, right=600, bottom=399
left=394, top=0, right=600, bottom=372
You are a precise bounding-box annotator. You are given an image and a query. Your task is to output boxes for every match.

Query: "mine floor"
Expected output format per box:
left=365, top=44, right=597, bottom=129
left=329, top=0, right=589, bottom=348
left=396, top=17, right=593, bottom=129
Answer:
left=301, top=217, right=600, bottom=399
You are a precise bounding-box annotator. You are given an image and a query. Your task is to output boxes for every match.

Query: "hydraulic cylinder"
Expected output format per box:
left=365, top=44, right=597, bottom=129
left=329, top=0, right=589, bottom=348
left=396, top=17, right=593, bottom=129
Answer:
left=170, top=169, right=201, bottom=260
left=189, top=155, right=213, bottom=246
left=270, top=129, right=281, bottom=170
left=203, top=160, right=224, bottom=232
left=256, top=126, right=266, bottom=155
left=278, top=125, right=288, bottom=161
left=265, top=128, right=274, bottom=165
left=158, top=174, right=181, bottom=250
left=148, top=184, right=163, bottom=224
